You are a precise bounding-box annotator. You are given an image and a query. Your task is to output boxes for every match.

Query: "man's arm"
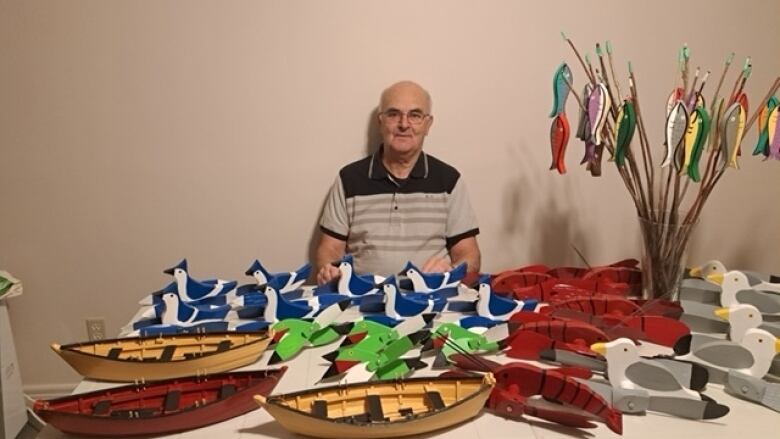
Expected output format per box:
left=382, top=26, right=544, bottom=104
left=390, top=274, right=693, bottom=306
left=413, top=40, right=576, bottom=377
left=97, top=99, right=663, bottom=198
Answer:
left=449, top=236, right=481, bottom=272
left=421, top=236, right=481, bottom=273
left=315, top=233, right=346, bottom=285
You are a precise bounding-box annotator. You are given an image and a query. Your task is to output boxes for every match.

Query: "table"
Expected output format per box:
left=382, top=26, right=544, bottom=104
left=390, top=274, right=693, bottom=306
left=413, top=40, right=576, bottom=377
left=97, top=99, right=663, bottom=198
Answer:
left=35, top=288, right=780, bottom=438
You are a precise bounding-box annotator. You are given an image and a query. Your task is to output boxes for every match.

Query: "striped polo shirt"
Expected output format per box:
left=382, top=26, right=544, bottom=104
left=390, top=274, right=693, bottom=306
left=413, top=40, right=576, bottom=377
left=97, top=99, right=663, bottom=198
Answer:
left=319, top=147, right=479, bottom=276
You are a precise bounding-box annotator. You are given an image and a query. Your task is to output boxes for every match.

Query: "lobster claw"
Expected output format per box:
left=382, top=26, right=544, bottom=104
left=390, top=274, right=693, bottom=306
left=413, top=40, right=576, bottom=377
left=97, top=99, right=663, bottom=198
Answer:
left=523, top=398, right=598, bottom=429
left=490, top=389, right=527, bottom=420
left=449, top=353, right=502, bottom=373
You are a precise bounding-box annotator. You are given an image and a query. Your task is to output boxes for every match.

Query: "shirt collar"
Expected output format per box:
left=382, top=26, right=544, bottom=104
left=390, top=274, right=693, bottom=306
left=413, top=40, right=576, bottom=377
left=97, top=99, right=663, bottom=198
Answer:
left=368, top=145, right=429, bottom=180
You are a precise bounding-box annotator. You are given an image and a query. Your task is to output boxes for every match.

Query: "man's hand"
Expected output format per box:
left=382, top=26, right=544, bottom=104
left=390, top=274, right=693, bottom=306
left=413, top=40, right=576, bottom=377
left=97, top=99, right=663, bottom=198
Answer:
left=317, top=264, right=341, bottom=286
left=315, top=233, right=347, bottom=285
left=421, top=256, right=452, bottom=273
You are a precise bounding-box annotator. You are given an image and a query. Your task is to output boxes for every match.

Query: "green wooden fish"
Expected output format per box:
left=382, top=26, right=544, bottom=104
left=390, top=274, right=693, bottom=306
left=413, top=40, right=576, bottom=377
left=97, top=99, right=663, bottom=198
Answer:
left=686, top=106, right=711, bottom=182
left=613, top=100, right=636, bottom=167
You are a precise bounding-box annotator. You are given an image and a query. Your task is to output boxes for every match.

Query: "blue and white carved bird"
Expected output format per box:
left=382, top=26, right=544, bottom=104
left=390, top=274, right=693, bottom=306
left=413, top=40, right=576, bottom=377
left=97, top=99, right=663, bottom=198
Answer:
left=335, top=255, right=381, bottom=296
left=131, top=319, right=271, bottom=337
left=476, top=279, right=537, bottom=321
left=163, top=259, right=238, bottom=302
left=402, top=261, right=466, bottom=292
left=245, top=259, right=311, bottom=293
left=160, top=292, right=241, bottom=325
left=382, top=276, right=446, bottom=321
left=263, top=280, right=349, bottom=323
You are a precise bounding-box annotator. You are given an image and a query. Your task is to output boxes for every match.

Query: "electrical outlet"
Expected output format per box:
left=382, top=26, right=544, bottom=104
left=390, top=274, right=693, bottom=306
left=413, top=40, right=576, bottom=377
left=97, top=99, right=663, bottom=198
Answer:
left=85, top=318, right=106, bottom=341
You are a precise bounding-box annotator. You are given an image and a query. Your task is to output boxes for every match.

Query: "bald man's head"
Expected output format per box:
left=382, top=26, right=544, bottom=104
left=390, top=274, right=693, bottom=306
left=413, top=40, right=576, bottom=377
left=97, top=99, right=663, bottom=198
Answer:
left=377, top=81, right=434, bottom=159
left=379, top=81, right=432, bottom=114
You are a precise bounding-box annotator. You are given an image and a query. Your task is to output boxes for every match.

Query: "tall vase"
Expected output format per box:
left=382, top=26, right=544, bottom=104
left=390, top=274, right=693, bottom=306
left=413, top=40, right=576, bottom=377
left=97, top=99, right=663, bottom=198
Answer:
left=638, top=211, right=696, bottom=301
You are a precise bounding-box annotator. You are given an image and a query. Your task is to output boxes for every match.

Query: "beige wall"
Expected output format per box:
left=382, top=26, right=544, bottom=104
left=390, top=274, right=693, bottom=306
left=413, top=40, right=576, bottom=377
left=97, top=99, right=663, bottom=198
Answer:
left=1, top=1, right=779, bottom=390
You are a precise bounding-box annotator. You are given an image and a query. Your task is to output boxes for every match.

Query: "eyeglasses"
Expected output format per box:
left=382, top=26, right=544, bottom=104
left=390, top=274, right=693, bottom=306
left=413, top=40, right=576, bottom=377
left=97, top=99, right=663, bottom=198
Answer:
left=379, top=109, right=430, bottom=125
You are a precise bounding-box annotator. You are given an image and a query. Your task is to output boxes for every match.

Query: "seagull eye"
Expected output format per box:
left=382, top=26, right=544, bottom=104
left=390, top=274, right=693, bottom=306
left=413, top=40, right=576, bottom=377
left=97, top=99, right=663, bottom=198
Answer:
left=623, top=348, right=628, bottom=352
left=749, top=314, right=754, bottom=318
left=759, top=339, right=763, bottom=343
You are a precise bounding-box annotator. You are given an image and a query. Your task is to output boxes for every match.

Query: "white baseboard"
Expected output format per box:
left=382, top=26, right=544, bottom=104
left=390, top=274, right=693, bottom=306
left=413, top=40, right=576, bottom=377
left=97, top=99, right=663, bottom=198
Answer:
left=23, top=382, right=78, bottom=401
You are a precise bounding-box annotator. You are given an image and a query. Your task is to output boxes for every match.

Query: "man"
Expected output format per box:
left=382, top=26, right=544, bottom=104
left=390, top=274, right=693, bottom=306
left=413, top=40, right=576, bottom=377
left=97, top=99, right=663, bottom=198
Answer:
left=316, top=81, right=481, bottom=284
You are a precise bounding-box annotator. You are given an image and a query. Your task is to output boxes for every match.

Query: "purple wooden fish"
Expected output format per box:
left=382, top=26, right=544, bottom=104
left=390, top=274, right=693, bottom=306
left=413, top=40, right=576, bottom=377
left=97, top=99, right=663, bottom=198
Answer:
left=576, top=84, right=594, bottom=141
left=588, top=84, right=610, bottom=145
left=579, top=118, right=595, bottom=164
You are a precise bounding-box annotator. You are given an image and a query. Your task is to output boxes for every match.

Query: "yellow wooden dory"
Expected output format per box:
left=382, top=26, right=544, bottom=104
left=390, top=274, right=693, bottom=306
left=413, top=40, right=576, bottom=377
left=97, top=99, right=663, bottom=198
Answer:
left=52, top=331, right=272, bottom=382
left=255, top=373, right=494, bottom=439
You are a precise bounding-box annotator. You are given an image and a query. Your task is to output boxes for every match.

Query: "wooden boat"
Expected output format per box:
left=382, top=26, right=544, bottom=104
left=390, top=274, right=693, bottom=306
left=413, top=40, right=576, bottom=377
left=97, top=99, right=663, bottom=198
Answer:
left=255, top=373, right=495, bottom=438
left=34, top=368, right=286, bottom=437
left=52, top=331, right=272, bottom=382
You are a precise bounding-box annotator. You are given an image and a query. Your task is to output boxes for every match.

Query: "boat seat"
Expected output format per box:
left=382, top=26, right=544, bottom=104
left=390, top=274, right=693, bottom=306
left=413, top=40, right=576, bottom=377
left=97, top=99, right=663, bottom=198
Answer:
left=106, top=347, right=122, bottom=360
left=215, top=340, right=232, bottom=352
left=398, top=407, right=415, bottom=418
left=92, top=399, right=111, bottom=415
left=365, top=395, right=386, bottom=422
left=425, top=391, right=446, bottom=410
left=311, top=400, right=328, bottom=418
left=218, top=384, right=237, bottom=400
left=110, top=408, right=156, bottom=418
left=158, top=345, right=177, bottom=362
left=334, top=413, right=370, bottom=424
left=163, top=390, right=181, bottom=413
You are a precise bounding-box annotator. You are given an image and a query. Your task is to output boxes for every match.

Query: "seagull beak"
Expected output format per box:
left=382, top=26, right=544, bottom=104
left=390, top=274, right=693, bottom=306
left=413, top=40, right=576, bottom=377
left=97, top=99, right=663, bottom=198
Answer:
left=590, top=342, right=607, bottom=356
left=714, top=307, right=730, bottom=321
left=706, top=273, right=724, bottom=285
left=775, top=339, right=780, bottom=354
left=689, top=266, right=701, bottom=278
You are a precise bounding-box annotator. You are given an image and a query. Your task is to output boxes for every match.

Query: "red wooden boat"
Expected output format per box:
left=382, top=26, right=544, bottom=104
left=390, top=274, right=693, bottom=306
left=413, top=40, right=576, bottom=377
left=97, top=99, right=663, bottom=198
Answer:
left=33, top=368, right=286, bottom=437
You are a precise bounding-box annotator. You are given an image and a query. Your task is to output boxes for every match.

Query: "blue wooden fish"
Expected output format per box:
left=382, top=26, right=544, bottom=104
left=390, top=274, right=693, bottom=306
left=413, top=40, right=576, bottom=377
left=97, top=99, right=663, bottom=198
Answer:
left=550, top=63, right=573, bottom=117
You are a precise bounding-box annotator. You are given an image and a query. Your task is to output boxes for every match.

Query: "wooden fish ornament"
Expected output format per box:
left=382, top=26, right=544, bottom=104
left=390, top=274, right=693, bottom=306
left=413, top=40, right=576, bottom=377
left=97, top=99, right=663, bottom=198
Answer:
left=589, top=142, right=604, bottom=177
left=613, top=100, right=636, bottom=166
left=752, top=96, right=779, bottom=157
left=679, top=108, right=701, bottom=175
left=663, top=101, right=688, bottom=168
left=734, top=92, right=749, bottom=117
left=550, top=63, right=573, bottom=117
left=719, top=102, right=746, bottom=169
left=768, top=105, right=780, bottom=161
left=666, top=87, right=685, bottom=117
left=709, top=98, right=725, bottom=152
left=735, top=93, right=749, bottom=157
left=579, top=119, right=594, bottom=165
left=576, top=83, right=594, bottom=141
left=550, top=113, right=570, bottom=174
left=588, top=83, right=611, bottom=145
left=686, top=106, right=711, bottom=182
